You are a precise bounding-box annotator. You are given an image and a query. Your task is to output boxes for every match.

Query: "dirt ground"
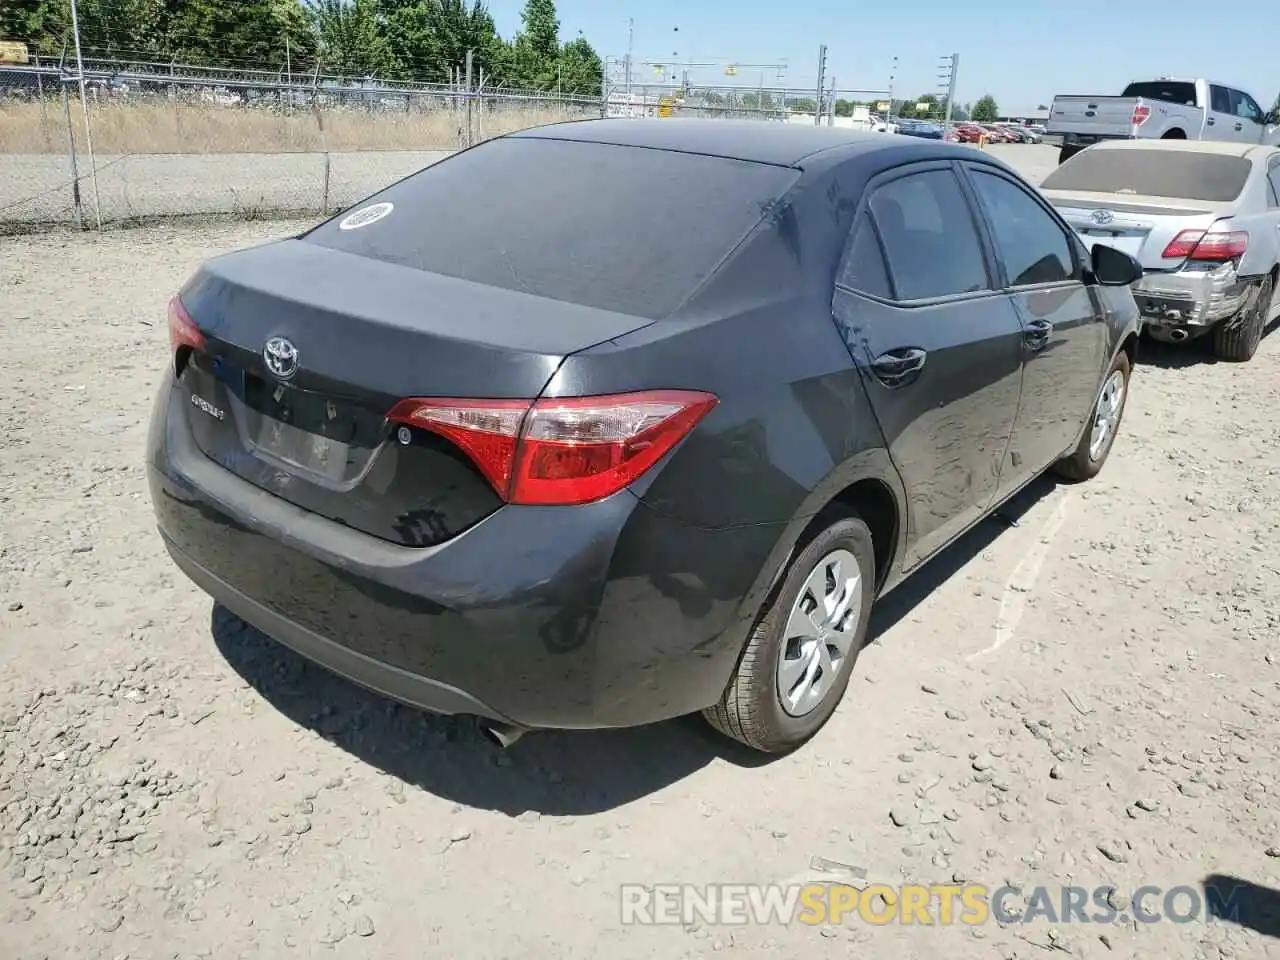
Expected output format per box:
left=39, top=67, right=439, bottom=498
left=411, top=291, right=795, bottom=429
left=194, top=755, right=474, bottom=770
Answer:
left=3, top=202, right=1280, bottom=960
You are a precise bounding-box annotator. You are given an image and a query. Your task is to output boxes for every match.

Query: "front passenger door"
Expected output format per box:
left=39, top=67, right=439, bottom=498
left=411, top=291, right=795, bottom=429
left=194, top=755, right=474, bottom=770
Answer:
left=1228, top=88, right=1269, bottom=144
left=831, top=163, right=1025, bottom=568
left=962, top=163, right=1107, bottom=495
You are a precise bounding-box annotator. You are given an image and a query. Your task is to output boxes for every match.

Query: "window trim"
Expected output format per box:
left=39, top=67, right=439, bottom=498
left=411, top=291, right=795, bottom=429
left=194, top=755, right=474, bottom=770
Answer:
left=834, top=210, right=897, bottom=303
left=834, top=159, right=1001, bottom=308
left=958, top=160, right=1085, bottom=291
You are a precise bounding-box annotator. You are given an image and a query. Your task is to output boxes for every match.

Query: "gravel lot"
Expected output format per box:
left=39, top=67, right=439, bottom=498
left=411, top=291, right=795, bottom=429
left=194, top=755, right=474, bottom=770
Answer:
left=4, top=143, right=1280, bottom=960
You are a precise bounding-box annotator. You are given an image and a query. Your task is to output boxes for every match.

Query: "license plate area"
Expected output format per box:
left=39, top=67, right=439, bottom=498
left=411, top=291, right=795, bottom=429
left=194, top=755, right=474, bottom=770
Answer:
left=239, top=372, right=384, bottom=484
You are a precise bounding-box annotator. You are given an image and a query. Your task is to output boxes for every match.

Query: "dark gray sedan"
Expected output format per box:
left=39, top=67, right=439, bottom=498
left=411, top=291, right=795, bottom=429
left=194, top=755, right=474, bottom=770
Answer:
left=148, top=120, right=1142, bottom=754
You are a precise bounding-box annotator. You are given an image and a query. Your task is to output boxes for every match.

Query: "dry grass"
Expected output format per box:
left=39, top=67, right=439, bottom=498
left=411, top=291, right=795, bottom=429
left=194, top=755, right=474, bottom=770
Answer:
left=0, top=98, right=591, bottom=155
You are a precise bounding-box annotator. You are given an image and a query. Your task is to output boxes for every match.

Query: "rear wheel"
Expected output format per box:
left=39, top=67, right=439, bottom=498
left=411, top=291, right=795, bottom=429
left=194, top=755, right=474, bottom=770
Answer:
left=1053, top=349, right=1131, bottom=482
left=704, top=516, right=876, bottom=754
left=1213, top=274, right=1274, bottom=362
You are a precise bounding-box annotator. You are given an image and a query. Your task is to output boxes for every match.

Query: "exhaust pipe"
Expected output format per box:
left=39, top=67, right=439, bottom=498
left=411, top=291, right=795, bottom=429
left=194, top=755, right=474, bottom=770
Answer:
left=1169, top=328, right=1189, bottom=342
left=481, top=721, right=526, bottom=749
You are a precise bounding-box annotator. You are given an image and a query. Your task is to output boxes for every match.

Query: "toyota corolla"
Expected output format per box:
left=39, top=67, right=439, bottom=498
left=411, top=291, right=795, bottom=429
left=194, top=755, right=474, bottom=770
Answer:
left=148, top=119, right=1143, bottom=753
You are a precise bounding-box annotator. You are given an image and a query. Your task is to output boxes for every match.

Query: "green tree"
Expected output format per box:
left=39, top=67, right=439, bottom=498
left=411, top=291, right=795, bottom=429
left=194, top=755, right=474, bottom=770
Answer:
left=970, top=94, right=999, bottom=122
left=312, top=0, right=398, bottom=76
left=382, top=0, right=503, bottom=85
left=790, top=97, right=817, bottom=114
left=556, top=35, right=600, bottom=95
left=509, top=0, right=558, bottom=88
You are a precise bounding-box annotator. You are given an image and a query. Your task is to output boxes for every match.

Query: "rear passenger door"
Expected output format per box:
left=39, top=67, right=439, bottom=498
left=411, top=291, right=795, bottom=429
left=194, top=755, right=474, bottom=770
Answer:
left=961, top=161, right=1107, bottom=494
left=831, top=162, right=1026, bottom=568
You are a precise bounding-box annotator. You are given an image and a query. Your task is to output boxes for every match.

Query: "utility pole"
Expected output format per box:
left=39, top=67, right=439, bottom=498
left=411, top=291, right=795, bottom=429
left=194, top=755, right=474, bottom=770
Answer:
left=625, top=17, right=634, bottom=103
left=814, top=43, right=827, bottom=126
left=68, top=0, right=101, bottom=230
left=887, top=55, right=898, bottom=125
left=938, top=52, right=959, bottom=136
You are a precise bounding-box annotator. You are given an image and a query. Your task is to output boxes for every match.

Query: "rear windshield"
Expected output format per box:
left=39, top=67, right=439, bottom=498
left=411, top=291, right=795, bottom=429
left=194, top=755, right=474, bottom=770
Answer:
left=304, top=136, right=798, bottom=319
left=1120, top=81, right=1197, bottom=106
left=1040, top=149, right=1251, bottom=202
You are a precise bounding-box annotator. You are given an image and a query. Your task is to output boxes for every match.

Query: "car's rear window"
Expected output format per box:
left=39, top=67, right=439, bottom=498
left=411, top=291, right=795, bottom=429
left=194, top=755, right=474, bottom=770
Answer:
left=1040, top=149, right=1252, bottom=202
left=1120, top=81, right=1197, bottom=106
left=304, top=136, right=799, bottom=319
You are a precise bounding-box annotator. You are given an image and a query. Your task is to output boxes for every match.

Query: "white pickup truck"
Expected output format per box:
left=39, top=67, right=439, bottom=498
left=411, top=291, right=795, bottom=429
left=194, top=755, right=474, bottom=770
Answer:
left=1047, top=78, right=1280, bottom=165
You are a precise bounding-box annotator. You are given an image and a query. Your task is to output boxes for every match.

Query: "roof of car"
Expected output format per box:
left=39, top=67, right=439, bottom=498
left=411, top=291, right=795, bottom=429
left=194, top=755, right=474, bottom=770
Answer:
left=1080, top=138, right=1276, bottom=160
left=507, top=117, right=944, bottom=167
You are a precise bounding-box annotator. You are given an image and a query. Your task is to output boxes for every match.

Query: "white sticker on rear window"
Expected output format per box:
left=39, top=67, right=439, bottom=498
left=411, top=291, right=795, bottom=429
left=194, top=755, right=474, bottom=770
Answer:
left=338, top=202, right=394, bottom=230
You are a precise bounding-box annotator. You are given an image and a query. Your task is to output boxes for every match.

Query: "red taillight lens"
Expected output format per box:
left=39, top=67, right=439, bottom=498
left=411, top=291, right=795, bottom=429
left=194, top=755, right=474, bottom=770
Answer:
left=386, top=390, right=718, bottom=506
left=1131, top=104, right=1151, bottom=126
left=1161, top=229, right=1249, bottom=261
left=168, top=296, right=205, bottom=359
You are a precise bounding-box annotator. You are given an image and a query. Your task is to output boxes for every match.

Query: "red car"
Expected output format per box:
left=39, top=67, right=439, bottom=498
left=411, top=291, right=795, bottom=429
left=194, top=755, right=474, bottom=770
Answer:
left=978, top=124, right=1014, bottom=143
left=948, top=124, right=985, bottom=143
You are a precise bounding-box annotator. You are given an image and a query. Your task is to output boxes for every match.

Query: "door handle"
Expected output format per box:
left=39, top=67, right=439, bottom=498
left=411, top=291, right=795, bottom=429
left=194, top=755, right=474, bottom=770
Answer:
left=870, top=347, right=927, bottom=386
left=1024, top=319, right=1054, bottom=350
left=1235, top=122, right=1244, bottom=131
left=1206, top=117, right=1216, bottom=126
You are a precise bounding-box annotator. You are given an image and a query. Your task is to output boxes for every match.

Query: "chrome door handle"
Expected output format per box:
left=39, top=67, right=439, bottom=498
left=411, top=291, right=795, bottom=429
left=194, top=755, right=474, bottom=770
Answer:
left=870, top=347, right=928, bottom=386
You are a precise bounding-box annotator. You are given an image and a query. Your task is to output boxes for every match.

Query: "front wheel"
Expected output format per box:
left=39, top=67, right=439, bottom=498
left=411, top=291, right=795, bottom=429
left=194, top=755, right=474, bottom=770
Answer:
left=1053, top=349, right=1131, bottom=482
left=704, top=516, right=876, bottom=754
left=1212, top=274, right=1273, bottom=362
left=1058, top=143, right=1082, bottom=165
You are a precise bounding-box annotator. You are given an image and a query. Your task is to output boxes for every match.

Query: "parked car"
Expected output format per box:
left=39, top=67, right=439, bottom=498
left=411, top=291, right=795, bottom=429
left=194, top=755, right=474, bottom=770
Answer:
left=1047, top=77, right=1280, bottom=166
left=148, top=120, right=1143, bottom=754
left=1040, top=139, right=1280, bottom=360
left=981, top=124, right=1016, bottom=143
left=950, top=123, right=986, bottom=143
left=896, top=120, right=944, bottom=140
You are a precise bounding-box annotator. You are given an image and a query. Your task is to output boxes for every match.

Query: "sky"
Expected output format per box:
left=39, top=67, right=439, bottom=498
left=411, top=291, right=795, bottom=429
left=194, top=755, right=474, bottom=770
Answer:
left=489, top=0, right=1279, bottom=116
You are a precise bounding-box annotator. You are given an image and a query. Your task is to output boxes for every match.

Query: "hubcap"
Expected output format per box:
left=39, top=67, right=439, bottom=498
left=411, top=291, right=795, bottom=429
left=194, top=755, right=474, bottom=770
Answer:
left=1088, top=369, right=1126, bottom=462
left=776, top=549, right=862, bottom=718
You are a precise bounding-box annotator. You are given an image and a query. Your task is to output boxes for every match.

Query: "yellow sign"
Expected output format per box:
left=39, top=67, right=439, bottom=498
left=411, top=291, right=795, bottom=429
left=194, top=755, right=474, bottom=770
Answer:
left=724, top=65, right=738, bottom=76
left=658, top=97, right=675, bottom=118
left=876, top=101, right=890, bottom=111
left=0, top=41, right=30, bottom=64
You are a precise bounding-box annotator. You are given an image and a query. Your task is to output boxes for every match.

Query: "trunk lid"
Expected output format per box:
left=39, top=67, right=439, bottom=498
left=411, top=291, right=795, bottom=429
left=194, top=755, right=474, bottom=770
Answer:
left=176, top=239, right=654, bottom=547
left=1041, top=190, right=1234, bottom=271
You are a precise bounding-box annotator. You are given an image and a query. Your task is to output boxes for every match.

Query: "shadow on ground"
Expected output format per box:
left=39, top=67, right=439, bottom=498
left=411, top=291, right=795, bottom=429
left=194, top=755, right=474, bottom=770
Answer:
left=1136, top=315, right=1280, bottom=370
left=211, top=474, right=1056, bottom=816
left=212, top=604, right=773, bottom=818
left=868, top=473, right=1059, bottom=642
left=1203, top=874, right=1280, bottom=939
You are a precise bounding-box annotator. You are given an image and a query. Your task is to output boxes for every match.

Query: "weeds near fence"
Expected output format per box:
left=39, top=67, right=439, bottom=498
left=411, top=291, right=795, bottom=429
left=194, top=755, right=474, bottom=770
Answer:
left=0, top=99, right=588, bottom=155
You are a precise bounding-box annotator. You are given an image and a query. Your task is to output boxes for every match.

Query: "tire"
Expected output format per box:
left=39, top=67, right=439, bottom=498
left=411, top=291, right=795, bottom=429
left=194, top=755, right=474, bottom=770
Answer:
left=1212, top=273, right=1273, bottom=362
left=1052, top=349, right=1132, bottom=482
left=1058, top=143, right=1081, bottom=165
left=704, top=515, right=876, bottom=754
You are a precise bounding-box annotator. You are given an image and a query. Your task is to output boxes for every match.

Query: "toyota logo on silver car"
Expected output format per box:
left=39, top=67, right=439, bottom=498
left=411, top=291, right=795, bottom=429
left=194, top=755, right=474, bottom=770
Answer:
left=263, top=337, right=299, bottom=380
left=1090, top=209, right=1115, bottom=226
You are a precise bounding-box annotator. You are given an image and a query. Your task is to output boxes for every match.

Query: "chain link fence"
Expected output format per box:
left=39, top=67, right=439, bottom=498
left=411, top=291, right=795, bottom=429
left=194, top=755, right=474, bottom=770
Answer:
left=0, top=57, right=602, bottom=233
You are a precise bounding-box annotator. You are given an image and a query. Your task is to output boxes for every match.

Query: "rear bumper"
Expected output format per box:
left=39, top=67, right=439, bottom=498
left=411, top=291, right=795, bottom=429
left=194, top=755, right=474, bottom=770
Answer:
left=147, top=375, right=782, bottom=730
left=1132, top=264, right=1250, bottom=338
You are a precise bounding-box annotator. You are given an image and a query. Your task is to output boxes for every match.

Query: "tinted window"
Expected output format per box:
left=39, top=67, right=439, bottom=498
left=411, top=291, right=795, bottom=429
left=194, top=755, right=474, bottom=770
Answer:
left=1041, top=149, right=1252, bottom=203
left=1209, top=85, right=1231, bottom=113
left=836, top=213, right=892, bottom=299
left=969, top=171, right=1074, bottom=286
left=1232, top=89, right=1264, bottom=122
left=869, top=170, right=989, bottom=301
left=1269, top=165, right=1280, bottom=207
left=1122, top=81, right=1198, bottom=106
left=304, top=137, right=798, bottom=319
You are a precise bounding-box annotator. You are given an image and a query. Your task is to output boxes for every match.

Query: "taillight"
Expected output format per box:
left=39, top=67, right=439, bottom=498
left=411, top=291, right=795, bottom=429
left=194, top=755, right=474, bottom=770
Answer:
left=1131, top=104, right=1151, bottom=126
left=386, top=390, right=718, bottom=506
left=1161, top=229, right=1249, bottom=262
left=168, top=296, right=205, bottom=368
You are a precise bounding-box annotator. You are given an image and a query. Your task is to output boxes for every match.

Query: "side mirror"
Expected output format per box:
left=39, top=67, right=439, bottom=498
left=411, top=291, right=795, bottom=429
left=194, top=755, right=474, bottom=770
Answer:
left=1264, top=110, right=1278, bottom=126
left=1091, top=242, right=1143, bottom=286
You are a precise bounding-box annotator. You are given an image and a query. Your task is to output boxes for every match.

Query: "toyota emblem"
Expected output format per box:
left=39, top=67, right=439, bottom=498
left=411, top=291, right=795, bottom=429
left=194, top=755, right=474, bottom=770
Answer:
left=263, top=337, right=299, bottom=380
left=1090, top=209, right=1115, bottom=226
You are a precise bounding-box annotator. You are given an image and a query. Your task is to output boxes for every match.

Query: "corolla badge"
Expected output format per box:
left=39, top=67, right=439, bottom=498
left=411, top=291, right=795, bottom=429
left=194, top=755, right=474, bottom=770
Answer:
left=263, top=336, right=299, bottom=380
left=1090, top=209, right=1115, bottom=225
